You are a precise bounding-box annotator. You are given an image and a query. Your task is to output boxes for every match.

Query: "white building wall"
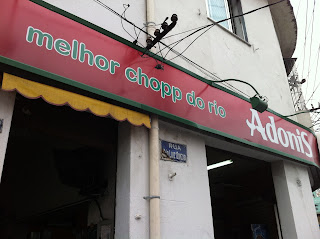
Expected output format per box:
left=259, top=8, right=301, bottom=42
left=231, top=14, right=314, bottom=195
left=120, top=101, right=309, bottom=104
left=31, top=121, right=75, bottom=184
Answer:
left=0, top=91, right=15, bottom=182
left=116, top=122, right=150, bottom=239
left=153, top=0, right=294, bottom=115
left=43, top=0, right=147, bottom=46
left=159, top=121, right=214, bottom=239
left=272, top=161, right=320, bottom=239
left=116, top=121, right=214, bottom=239
left=296, top=111, right=313, bottom=129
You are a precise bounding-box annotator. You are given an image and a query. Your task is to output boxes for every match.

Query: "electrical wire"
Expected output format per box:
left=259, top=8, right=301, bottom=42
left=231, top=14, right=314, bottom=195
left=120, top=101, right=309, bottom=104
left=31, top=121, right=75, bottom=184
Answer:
left=311, top=112, right=320, bottom=123
left=162, top=25, right=209, bottom=40
left=158, top=24, right=214, bottom=60
left=305, top=52, right=320, bottom=106
left=177, top=56, right=251, bottom=97
left=303, top=0, right=316, bottom=97
left=303, top=46, right=320, bottom=83
left=120, top=4, right=137, bottom=42
left=92, top=0, right=153, bottom=40
left=284, top=108, right=320, bottom=118
left=301, top=0, right=309, bottom=81
left=159, top=40, right=253, bottom=97
left=167, top=25, right=214, bottom=61
left=144, top=32, right=251, bottom=96
left=310, top=120, right=320, bottom=129
left=295, top=0, right=302, bottom=17
left=91, top=0, right=276, bottom=98
left=159, top=0, right=285, bottom=60
left=305, top=45, right=320, bottom=104
left=294, top=0, right=319, bottom=70
left=293, top=92, right=303, bottom=108
left=154, top=0, right=286, bottom=95
left=313, top=114, right=320, bottom=124
left=157, top=42, right=165, bottom=65
left=159, top=43, right=251, bottom=97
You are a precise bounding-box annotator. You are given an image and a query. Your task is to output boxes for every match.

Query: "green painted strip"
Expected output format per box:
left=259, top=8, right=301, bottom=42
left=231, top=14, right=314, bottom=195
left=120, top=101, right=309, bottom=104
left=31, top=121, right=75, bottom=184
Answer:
left=27, top=0, right=316, bottom=136
left=1, top=56, right=318, bottom=168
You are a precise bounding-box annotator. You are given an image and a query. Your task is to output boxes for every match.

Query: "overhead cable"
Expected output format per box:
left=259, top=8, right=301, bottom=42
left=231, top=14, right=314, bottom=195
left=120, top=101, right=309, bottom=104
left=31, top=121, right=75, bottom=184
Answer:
left=301, top=0, right=309, bottom=82
left=91, top=0, right=281, bottom=98
left=304, top=0, right=316, bottom=97
left=295, top=0, right=302, bottom=17
left=306, top=45, right=320, bottom=104
left=160, top=0, right=285, bottom=60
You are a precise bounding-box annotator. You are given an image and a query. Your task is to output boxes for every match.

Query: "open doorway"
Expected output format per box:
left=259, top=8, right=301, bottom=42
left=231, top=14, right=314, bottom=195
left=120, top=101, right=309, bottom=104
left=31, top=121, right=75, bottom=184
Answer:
left=0, top=95, right=118, bottom=239
left=206, top=146, right=281, bottom=239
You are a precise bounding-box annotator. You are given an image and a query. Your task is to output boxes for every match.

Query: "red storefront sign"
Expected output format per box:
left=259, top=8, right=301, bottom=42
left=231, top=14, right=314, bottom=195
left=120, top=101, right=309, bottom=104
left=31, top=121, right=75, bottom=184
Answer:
left=0, top=0, right=319, bottom=166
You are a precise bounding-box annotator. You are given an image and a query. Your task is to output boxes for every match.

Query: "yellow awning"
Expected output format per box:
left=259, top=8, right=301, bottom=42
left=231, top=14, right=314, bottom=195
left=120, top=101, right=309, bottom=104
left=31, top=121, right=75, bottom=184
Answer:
left=1, top=73, right=151, bottom=128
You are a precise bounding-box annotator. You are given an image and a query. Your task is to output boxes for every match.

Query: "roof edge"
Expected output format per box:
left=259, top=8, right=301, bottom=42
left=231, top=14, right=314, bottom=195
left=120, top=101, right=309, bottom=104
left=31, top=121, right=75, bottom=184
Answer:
left=269, top=0, right=297, bottom=58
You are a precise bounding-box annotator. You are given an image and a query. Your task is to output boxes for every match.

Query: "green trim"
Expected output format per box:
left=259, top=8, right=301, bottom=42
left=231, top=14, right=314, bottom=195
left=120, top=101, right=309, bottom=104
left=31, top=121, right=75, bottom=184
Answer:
left=27, top=0, right=316, bottom=136
left=1, top=55, right=319, bottom=168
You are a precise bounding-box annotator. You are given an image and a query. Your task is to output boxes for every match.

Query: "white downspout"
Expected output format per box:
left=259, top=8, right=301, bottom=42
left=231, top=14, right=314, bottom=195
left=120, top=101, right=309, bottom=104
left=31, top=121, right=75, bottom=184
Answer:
left=149, top=115, right=161, bottom=239
left=146, top=1, right=161, bottom=238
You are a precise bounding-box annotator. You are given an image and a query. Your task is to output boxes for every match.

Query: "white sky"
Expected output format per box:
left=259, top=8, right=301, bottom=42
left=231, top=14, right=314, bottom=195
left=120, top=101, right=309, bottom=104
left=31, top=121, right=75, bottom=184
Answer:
left=290, top=0, right=320, bottom=130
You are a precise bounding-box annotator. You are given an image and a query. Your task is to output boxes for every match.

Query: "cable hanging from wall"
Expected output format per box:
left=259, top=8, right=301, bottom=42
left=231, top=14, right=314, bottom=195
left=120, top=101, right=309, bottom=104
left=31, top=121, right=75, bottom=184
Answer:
left=90, top=0, right=251, bottom=98
left=156, top=0, right=286, bottom=61
left=91, top=0, right=284, bottom=102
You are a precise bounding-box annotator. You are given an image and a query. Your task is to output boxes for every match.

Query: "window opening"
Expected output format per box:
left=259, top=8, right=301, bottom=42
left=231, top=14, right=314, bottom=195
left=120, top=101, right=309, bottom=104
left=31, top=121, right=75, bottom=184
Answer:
left=207, top=0, right=248, bottom=41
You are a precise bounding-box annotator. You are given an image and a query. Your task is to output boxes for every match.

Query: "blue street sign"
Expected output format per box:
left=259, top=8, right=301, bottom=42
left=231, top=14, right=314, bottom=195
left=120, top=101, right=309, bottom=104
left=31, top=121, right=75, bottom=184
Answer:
left=161, top=140, right=187, bottom=163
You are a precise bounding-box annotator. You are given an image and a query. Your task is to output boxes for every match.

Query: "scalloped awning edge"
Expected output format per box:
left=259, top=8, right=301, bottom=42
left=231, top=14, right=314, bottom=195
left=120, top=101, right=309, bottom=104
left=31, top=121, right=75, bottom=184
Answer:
left=1, top=73, right=151, bottom=128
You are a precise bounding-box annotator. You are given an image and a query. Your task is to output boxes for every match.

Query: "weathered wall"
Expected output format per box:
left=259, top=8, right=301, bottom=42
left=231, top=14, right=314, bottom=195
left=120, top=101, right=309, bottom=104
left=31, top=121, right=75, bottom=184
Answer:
left=272, top=161, right=320, bottom=239
left=116, top=121, right=214, bottom=239
left=152, top=0, right=294, bottom=115
left=159, top=121, right=214, bottom=238
left=115, top=122, right=150, bottom=239
left=43, top=0, right=147, bottom=45
left=0, top=90, right=15, bottom=182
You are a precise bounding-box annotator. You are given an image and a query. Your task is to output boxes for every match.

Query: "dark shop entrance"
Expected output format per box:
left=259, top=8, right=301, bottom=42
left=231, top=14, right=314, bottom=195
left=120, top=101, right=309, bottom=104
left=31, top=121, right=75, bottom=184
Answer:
left=206, top=146, right=281, bottom=239
left=0, top=94, right=118, bottom=239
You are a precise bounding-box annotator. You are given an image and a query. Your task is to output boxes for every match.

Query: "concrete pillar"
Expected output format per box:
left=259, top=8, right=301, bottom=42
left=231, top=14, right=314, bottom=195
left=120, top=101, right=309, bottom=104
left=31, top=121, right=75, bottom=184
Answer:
left=115, top=122, right=149, bottom=239
left=159, top=122, right=214, bottom=239
left=0, top=90, right=15, bottom=182
left=272, top=161, right=320, bottom=239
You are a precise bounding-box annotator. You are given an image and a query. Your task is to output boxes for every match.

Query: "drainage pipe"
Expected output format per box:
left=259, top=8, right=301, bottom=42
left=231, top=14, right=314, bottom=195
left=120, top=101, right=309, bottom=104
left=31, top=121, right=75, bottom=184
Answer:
left=146, top=1, right=161, bottom=238
left=149, top=114, right=161, bottom=239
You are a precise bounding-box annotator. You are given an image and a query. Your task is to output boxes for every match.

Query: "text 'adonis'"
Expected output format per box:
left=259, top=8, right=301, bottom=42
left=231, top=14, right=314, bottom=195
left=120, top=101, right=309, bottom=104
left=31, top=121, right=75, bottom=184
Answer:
left=246, top=109, right=312, bottom=158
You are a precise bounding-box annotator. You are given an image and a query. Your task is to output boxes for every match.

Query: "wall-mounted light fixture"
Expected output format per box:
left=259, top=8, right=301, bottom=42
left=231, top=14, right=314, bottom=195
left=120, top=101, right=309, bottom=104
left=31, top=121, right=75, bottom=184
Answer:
left=211, top=79, right=268, bottom=113
left=207, top=159, right=233, bottom=171
left=250, top=95, right=268, bottom=113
